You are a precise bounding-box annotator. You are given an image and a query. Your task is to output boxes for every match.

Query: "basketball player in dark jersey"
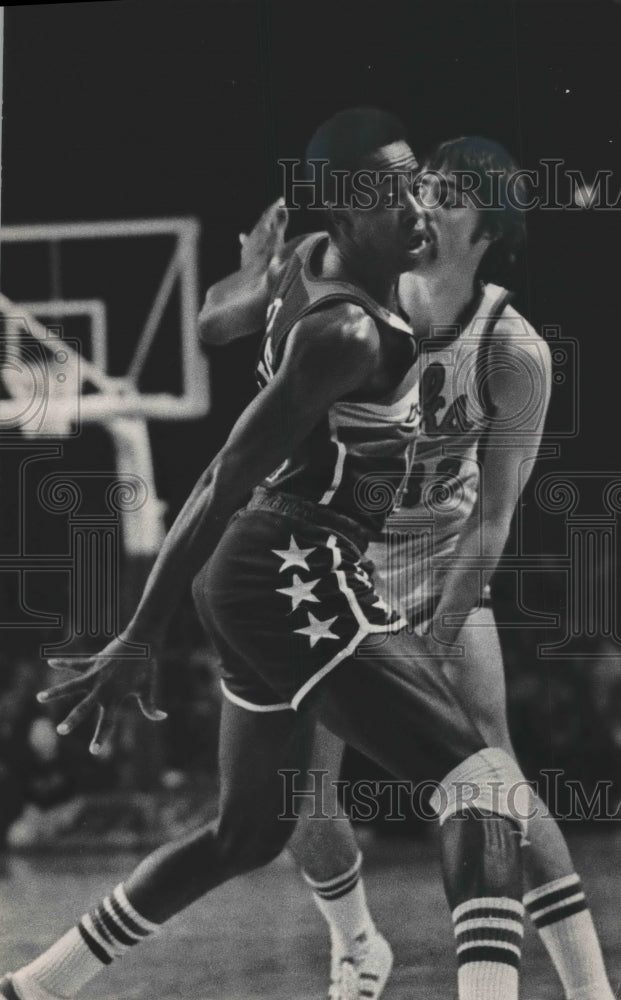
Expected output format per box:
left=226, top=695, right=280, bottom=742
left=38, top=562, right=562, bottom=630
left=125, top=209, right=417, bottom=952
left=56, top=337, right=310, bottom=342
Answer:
left=2, top=112, right=531, bottom=1000
left=199, top=135, right=615, bottom=1000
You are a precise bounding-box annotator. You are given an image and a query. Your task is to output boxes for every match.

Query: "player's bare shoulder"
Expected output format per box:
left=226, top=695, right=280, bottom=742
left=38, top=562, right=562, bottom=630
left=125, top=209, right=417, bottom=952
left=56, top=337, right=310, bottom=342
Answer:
left=493, top=302, right=551, bottom=380
left=288, top=301, right=382, bottom=378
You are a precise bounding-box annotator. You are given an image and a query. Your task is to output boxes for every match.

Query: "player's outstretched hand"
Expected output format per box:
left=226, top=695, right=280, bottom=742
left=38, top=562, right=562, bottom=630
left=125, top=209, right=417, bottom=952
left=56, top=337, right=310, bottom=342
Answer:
left=37, top=635, right=167, bottom=757
left=239, top=197, right=289, bottom=278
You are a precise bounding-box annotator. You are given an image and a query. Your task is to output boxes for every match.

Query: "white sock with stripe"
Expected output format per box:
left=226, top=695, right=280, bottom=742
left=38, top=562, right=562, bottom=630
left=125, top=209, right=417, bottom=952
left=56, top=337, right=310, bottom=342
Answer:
left=524, top=874, right=615, bottom=1000
left=453, top=897, right=524, bottom=1000
left=12, top=884, right=159, bottom=1000
left=303, top=852, right=375, bottom=964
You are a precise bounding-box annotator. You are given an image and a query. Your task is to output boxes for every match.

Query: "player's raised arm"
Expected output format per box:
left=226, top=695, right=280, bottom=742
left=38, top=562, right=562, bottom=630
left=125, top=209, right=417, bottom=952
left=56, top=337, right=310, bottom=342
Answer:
left=198, top=198, right=292, bottom=345
left=40, top=304, right=380, bottom=750
left=430, top=326, right=552, bottom=647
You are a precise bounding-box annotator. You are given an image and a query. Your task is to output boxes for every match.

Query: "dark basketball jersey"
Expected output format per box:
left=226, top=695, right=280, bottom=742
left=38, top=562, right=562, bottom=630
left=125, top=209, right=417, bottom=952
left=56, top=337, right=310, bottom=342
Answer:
left=255, top=233, right=421, bottom=534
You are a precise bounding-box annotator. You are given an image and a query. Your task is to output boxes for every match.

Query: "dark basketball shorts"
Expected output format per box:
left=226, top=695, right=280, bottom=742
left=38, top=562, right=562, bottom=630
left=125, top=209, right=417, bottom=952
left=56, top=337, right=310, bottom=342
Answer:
left=192, top=488, right=408, bottom=713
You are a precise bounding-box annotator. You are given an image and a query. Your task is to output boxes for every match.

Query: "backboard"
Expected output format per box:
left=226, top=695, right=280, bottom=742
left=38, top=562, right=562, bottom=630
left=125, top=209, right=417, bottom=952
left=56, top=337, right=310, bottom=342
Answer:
left=0, top=217, right=209, bottom=436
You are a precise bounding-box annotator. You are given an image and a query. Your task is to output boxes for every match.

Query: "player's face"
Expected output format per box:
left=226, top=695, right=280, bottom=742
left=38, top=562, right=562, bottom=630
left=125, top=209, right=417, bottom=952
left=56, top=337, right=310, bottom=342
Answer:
left=340, top=142, right=430, bottom=274
left=414, top=167, right=491, bottom=270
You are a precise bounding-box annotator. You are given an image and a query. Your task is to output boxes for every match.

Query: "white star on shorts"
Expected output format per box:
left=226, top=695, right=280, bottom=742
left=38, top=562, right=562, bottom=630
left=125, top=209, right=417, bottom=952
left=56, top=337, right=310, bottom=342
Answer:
left=276, top=574, right=320, bottom=610
left=295, top=612, right=340, bottom=648
left=272, top=535, right=316, bottom=572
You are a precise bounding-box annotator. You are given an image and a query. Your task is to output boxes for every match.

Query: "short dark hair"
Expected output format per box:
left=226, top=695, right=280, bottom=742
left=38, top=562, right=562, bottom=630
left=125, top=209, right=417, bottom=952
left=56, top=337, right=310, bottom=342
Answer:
left=424, top=135, right=526, bottom=282
left=304, top=107, right=410, bottom=207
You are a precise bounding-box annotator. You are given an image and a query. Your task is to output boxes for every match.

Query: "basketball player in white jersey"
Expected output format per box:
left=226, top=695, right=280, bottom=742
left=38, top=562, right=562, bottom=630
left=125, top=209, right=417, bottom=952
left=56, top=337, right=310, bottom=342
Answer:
left=199, top=136, right=615, bottom=1000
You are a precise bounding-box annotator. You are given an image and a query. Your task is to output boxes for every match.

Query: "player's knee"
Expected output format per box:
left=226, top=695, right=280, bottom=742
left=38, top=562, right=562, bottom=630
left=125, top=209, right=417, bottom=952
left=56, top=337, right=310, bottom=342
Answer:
left=430, top=747, right=532, bottom=843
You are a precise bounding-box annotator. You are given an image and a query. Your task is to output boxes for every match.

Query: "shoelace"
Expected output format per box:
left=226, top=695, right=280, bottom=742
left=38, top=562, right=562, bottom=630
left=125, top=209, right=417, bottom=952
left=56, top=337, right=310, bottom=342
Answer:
left=328, top=958, right=359, bottom=1000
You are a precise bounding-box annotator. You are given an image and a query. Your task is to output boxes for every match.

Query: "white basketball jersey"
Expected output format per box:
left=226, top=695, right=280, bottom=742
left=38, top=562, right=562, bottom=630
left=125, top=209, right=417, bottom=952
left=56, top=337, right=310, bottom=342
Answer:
left=389, top=282, right=513, bottom=543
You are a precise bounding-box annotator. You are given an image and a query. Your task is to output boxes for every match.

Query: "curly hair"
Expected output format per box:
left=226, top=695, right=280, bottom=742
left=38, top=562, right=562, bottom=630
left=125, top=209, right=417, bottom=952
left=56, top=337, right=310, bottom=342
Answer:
left=303, top=107, right=411, bottom=209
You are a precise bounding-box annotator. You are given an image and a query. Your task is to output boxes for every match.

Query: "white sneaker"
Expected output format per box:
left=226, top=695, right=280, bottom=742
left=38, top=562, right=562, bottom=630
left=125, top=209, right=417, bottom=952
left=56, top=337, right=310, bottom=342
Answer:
left=328, top=932, right=394, bottom=1000
left=328, top=958, right=358, bottom=1000
left=352, top=931, right=393, bottom=1000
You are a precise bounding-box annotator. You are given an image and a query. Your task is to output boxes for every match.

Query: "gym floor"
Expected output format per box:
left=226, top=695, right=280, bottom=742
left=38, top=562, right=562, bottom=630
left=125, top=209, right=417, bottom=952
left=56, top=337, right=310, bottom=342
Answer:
left=1, top=828, right=620, bottom=1000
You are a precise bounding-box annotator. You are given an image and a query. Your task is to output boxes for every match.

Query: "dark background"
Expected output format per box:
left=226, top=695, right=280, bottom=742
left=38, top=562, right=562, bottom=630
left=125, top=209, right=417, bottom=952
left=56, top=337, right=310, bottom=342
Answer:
left=3, top=0, right=620, bottom=477
left=1, top=0, right=621, bottom=835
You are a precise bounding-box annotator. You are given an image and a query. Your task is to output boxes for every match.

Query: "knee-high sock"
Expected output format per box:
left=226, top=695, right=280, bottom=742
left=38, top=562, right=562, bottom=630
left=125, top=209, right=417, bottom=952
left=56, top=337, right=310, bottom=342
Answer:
left=525, top=874, right=615, bottom=1000
left=439, top=808, right=524, bottom=1000
left=453, top=896, right=524, bottom=1000
left=303, top=851, right=375, bottom=959
left=11, top=884, right=159, bottom=1000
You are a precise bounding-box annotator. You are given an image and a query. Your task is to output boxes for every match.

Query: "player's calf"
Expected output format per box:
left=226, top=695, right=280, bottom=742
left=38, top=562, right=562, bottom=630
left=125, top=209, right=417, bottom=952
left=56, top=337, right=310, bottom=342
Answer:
left=432, top=747, right=530, bottom=1000
left=3, top=812, right=295, bottom=1000
left=442, top=814, right=524, bottom=1000
left=287, top=724, right=394, bottom=1000
left=123, top=810, right=295, bottom=922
